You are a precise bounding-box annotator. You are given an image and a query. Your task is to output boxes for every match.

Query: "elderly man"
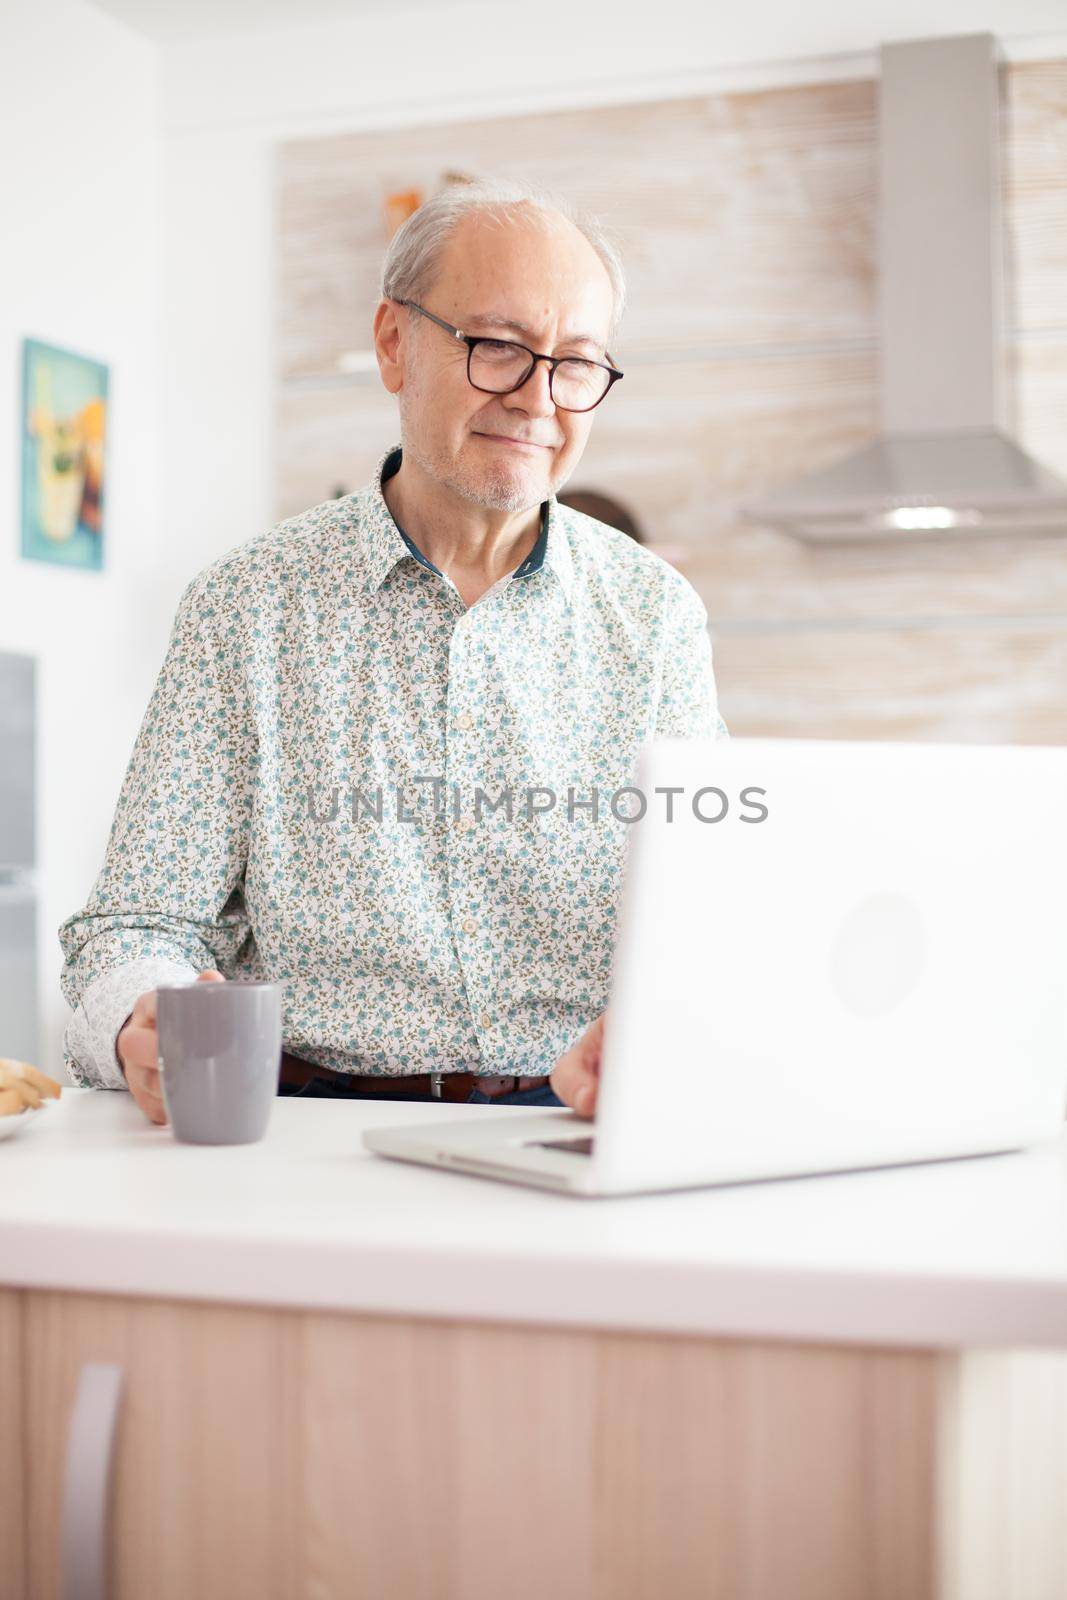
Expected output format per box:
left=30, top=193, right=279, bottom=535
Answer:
left=58, top=177, right=726, bottom=1127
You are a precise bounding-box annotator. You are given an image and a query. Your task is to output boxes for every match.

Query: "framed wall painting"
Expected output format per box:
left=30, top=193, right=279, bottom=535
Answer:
left=21, top=337, right=108, bottom=570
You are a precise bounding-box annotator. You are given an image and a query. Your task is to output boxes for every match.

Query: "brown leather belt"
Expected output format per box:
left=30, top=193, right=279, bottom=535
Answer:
left=279, top=1049, right=547, bottom=1102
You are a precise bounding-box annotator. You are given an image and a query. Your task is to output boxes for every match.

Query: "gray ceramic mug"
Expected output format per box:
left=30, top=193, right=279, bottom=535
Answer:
left=157, top=981, right=282, bottom=1145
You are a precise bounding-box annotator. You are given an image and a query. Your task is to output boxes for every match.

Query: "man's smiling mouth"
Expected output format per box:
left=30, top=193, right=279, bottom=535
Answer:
left=475, top=433, right=555, bottom=450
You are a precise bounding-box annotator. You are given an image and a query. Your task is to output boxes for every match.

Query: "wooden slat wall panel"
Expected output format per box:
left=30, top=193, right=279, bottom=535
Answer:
left=1004, top=62, right=1067, bottom=335
left=710, top=624, right=1067, bottom=743
left=275, top=60, right=1067, bottom=743
left=275, top=346, right=879, bottom=528
left=276, top=382, right=398, bottom=518
left=1013, top=334, right=1067, bottom=474
left=276, top=79, right=878, bottom=381
left=275, top=377, right=396, bottom=508
left=276, top=62, right=1067, bottom=373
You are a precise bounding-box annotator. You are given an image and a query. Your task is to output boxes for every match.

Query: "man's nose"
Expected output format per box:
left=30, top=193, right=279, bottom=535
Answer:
left=501, top=357, right=556, bottom=419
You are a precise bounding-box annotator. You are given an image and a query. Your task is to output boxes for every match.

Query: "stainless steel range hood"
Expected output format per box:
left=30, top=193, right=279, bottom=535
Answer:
left=744, top=33, right=1067, bottom=543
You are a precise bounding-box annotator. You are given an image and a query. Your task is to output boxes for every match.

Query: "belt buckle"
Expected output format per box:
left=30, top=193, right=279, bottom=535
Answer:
left=431, top=1072, right=444, bottom=1100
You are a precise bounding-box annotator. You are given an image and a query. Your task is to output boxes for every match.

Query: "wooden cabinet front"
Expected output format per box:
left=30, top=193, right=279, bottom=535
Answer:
left=2, top=1285, right=950, bottom=1600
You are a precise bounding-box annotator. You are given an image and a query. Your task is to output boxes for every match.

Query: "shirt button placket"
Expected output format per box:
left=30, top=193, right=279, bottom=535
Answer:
left=448, top=629, right=487, bottom=1047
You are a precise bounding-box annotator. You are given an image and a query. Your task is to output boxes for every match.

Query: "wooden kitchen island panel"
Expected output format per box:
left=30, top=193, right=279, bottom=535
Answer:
left=13, top=1287, right=939, bottom=1600
left=0, top=1288, right=27, bottom=1600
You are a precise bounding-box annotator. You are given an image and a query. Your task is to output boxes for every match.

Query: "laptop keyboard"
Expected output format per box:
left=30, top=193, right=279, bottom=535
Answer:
left=525, top=1136, right=596, bottom=1157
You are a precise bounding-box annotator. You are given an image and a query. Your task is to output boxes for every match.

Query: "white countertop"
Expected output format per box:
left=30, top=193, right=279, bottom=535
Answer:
left=3, top=1089, right=1067, bottom=1349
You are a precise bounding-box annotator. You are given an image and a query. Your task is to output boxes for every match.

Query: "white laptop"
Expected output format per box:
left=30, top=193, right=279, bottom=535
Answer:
left=363, top=738, right=1067, bottom=1196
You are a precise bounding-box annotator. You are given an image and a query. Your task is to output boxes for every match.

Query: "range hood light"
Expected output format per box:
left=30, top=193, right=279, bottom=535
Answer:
left=882, top=506, right=977, bottom=531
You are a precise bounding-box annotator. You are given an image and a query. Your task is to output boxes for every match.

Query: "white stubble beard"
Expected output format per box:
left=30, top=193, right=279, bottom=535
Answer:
left=398, top=393, right=558, bottom=513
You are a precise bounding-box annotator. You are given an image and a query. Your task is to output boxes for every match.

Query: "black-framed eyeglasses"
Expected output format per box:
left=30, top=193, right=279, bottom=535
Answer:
left=396, top=299, right=624, bottom=413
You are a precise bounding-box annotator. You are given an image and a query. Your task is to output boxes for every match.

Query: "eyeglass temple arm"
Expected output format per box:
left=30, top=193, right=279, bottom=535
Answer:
left=402, top=298, right=622, bottom=376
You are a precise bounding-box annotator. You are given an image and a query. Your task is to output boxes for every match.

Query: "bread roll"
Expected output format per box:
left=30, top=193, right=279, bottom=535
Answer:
left=0, top=1059, right=63, bottom=1115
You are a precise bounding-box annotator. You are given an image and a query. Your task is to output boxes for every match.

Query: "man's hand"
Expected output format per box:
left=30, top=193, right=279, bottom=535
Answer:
left=117, top=971, right=224, bottom=1125
left=550, top=1012, right=606, bottom=1119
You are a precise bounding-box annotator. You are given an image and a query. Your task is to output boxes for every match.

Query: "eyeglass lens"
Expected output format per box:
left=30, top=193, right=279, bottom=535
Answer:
left=470, top=341, right=610, bottom=410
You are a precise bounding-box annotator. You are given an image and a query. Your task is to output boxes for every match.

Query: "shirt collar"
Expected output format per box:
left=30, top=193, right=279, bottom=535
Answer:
left=357, top=443, right=574, bottom=608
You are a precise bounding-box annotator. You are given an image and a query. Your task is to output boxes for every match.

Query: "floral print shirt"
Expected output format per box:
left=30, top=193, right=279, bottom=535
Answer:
left=59, top=443, right=727, bottom=1090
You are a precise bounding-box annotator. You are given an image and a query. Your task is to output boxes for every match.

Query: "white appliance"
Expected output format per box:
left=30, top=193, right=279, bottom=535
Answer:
left=0, top=651, right=38, bottom=1062
left=364, top=738, right=1067, bottom=1196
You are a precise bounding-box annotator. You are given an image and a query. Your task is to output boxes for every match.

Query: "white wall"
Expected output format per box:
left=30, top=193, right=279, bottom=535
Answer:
left=159, top=0, right=1067, bottom=137
left=157, top=129, right=275, bottom=593
left=0, top=0, right=164, bottom=1076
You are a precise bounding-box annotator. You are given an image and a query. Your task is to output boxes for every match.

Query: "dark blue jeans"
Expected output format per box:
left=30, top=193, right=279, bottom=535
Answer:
left=278, top=1075, right=563, bottom=1107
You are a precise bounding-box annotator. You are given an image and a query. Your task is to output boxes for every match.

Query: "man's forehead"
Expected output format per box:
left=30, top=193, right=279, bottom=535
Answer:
left=433, top=210, right=614, bottom=347
left=461, top=310, right=609, bottom=351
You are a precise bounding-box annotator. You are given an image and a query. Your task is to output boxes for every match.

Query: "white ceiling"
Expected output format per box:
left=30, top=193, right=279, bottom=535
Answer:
left=89, top=0, right=447, bottom=37
left=86, top=0, right=1067, bottom=49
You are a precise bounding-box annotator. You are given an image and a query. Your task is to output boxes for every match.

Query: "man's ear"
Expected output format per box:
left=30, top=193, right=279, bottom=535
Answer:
left=373, top=299, right=405, bottom=396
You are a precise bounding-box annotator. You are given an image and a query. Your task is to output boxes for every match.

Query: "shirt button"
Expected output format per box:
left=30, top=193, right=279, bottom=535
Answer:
left=479, top=1012, right=492, bottom=1030
left=455, top=712, right=473, bottom=731
left=457, top=816, right=475, bottom=833
left=462, top=917, right=478, bottom=934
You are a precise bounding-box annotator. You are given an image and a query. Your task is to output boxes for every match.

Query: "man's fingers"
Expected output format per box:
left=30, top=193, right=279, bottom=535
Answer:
left=126, top=1060, right=162, bottom=1099
left=114, top=982, right=189, bottom=1126
left=561, top=1065, right=598, bottom=1119
left=129, top=973, right=220, bottom=1045
left=139, top=1097, right=168, bottom=1126
left=573, top=1082, right=596, bottom=1117
left=552, top=1052, right=593, bottom=1103
left=125, top=1061, right=168, bottom=1125
left=553, top=1014, right=607, bottom=1112
left=129, top=1086, right=167, bottom=1126
left=551, top=1019, right=605, bottom=1120
left=119, top=1023, right=161, bottom=1074
left=581, top=1014, right=606, bottom=1076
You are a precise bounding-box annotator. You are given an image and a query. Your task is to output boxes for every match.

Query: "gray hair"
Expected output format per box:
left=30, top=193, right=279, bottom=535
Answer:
left=379, top=177, right=627, bottom=350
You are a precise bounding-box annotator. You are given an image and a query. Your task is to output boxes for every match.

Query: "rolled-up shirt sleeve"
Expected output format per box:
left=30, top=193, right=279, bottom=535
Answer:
left=58, top=571, right=255, bottom=1089
left=653, top=578, right=729, bottom=741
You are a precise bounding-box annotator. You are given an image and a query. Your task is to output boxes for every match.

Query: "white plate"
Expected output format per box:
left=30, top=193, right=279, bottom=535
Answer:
left=0, top=1101, right=52, bottom=1141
